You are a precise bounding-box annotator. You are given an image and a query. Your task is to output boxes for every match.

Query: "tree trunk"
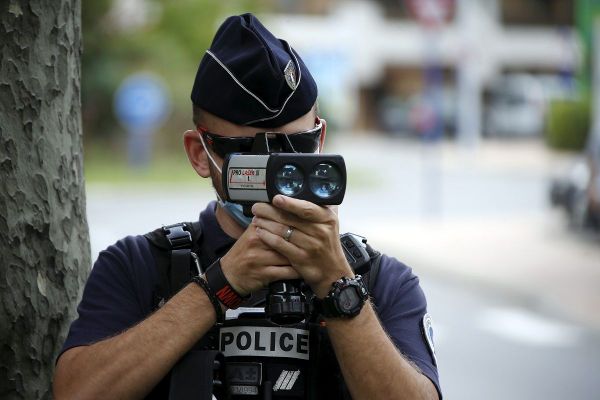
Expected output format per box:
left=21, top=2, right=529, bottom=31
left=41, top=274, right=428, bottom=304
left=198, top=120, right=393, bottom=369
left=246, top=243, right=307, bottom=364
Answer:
left=0, top=1, right=89, bottom=399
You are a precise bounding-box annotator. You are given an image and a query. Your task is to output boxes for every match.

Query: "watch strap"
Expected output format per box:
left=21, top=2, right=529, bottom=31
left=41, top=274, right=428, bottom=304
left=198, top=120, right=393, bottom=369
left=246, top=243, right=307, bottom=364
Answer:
left=319, top=293, right=341, bottom=318
left=204, top=258, right=249, bottom=309
left=315, top=275, right=368, bottom=319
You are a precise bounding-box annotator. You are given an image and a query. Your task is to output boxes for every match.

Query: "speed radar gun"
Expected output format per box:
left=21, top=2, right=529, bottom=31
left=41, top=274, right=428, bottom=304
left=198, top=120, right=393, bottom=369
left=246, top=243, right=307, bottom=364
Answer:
left=222, top=132, right=347, bottom=215
left=222, top=131, right=347, bottom=325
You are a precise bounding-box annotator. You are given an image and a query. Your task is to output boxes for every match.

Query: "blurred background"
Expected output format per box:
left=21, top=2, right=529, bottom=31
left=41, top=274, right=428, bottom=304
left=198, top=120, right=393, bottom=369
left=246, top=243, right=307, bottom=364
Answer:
left=82, top=0, right=600, bottom=398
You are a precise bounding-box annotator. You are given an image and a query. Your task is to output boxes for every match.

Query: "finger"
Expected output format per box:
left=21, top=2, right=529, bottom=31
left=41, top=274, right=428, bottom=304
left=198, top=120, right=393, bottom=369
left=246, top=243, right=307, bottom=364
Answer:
left=251, top=216, right=287, bottom=236
left=252, top=217, right=310, bottom=244
left=259, top=249, right=291, bottom=266
left=255, top=226, right=305, bottom=260
left=252, top=202, right=305, bottom=227
left=254, top=217, right=322, bottom=251
left=263, top=265, right=301, bottom=282
left=272, top=195, right=333, bottom=223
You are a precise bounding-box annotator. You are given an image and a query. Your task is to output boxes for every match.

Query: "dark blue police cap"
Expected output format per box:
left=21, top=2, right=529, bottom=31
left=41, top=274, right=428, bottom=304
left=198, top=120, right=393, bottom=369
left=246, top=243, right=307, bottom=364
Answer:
left=191, top=13, right=318, bottom=128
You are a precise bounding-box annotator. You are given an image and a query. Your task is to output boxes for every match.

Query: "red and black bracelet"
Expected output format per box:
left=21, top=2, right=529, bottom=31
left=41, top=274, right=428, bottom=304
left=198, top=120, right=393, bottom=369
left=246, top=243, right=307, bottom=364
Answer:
left=204, top=258, right=249, bottom=309
left=191, top=275, right=224, bottom=324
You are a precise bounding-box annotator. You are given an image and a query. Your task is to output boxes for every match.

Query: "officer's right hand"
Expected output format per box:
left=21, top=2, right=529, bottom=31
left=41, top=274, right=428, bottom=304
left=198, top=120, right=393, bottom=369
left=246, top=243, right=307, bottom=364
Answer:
left=220, top=222, right=300, bottom=297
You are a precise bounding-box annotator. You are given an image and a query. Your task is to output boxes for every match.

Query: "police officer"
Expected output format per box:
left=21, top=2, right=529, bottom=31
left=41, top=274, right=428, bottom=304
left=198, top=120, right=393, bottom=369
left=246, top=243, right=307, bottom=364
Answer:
left=53, top=13, right=441, bottom=399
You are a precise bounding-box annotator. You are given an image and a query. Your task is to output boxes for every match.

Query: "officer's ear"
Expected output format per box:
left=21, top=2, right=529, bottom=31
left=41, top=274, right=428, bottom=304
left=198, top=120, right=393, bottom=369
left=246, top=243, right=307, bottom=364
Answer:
left=183, top=129, right=211, bottom=178
left=318, top=118, right=327, bottom=152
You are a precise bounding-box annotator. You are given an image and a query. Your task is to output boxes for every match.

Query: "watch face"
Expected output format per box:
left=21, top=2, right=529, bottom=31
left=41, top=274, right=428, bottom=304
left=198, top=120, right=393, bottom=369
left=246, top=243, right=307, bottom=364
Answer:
left=338, top=287, right=360, bottom=313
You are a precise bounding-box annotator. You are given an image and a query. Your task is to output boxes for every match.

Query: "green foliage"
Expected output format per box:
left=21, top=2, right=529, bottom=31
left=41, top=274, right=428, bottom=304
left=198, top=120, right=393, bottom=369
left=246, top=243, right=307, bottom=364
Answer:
left=81, top=0, right=262, bottom=148
left=545, top=98, right=591, bottom=151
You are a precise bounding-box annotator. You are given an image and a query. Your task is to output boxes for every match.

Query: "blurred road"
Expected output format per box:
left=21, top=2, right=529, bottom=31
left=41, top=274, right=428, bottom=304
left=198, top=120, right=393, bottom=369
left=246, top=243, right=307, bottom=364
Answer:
left=334, top=136, right=600, bottom=332
left=423, top=275, right=600, bottom=400
left=86, top=136, right=600, bottom=399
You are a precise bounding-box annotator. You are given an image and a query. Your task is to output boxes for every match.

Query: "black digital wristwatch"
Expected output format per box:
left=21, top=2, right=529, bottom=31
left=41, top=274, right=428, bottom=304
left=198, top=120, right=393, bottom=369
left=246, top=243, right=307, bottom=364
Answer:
left=314, top=275, right=369, bottom=319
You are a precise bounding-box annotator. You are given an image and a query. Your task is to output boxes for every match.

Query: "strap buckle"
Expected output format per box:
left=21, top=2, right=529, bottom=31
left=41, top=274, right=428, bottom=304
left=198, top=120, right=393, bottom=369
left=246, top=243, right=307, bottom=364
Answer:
left=163, top=223, right=193, bottom=249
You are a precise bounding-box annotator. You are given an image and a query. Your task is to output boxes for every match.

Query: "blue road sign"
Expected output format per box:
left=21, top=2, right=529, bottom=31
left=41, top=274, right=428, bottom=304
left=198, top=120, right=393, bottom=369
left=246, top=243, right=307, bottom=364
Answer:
left=114, top=72, right=171, bottom=168
left=114, top=73, right=170, bottom=134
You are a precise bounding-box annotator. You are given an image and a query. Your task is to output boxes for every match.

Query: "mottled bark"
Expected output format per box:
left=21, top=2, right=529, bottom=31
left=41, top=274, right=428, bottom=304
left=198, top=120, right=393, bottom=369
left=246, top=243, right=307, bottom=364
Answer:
left=0, top=1, right=89, bottom=399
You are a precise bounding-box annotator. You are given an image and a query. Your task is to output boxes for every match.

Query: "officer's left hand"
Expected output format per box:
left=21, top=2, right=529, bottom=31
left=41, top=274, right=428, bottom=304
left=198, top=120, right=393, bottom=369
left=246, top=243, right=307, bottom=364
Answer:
left=251, top=195, right=354, bottom=298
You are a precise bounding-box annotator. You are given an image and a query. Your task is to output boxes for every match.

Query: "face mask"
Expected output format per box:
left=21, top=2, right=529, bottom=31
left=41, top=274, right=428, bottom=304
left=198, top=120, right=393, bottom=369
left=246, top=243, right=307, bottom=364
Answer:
left=218, top=196, right=253, bottom=228
left=199, top=132, right=253, bottom=228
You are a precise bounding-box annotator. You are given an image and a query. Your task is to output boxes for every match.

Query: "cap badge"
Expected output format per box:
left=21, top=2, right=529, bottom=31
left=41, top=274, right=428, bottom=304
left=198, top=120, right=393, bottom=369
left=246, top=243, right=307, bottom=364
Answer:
left=283, top=60, right=298, bottom=90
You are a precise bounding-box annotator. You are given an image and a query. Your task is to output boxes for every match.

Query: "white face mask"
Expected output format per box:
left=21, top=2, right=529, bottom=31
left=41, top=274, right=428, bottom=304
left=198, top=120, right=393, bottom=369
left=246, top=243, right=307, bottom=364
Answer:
left=219, top=199, right=253, bottom=228
left=199, top=132, right=253, bottom=228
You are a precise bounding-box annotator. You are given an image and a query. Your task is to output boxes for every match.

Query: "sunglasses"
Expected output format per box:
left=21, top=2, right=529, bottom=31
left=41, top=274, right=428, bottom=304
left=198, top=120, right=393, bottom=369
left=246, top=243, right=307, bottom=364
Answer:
left=199, top=118, right=325, bottom=158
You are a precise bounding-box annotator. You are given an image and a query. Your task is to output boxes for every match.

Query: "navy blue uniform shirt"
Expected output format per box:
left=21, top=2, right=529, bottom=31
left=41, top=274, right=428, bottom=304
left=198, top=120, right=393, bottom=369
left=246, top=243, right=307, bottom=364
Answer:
left=60, top=202, right=442, bottom=398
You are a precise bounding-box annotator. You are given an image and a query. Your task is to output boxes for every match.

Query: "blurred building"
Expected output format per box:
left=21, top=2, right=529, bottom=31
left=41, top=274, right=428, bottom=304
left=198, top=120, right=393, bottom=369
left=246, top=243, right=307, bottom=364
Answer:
left=265, top=0, right=580, bottom=141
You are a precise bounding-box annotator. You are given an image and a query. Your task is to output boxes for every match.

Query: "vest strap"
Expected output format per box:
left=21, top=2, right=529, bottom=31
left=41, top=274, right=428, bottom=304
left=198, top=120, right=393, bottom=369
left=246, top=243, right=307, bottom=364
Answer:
left=164, top=223, right=194, bottom=249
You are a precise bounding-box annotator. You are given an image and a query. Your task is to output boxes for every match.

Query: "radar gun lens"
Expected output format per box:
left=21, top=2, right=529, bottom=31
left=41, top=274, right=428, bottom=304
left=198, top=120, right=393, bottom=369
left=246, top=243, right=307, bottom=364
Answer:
left=275, top=164, right=304, bottom=196
left=309, top=163, right=342, bottom=199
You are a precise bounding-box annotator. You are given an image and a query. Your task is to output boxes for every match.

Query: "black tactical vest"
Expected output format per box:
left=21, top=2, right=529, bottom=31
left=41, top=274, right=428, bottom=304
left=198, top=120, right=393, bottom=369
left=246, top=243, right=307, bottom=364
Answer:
left=143, top=222, right=381, bottom=400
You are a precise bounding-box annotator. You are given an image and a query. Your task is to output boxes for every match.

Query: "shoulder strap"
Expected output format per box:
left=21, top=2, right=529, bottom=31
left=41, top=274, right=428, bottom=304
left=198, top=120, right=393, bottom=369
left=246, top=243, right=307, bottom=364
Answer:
left=145, top=221, right=202, bottom=250
left=145, top=221, right=202, bottom=309
left=359, top=241, right=382, bottom=296
left=366, top=253, right=382, bottom=294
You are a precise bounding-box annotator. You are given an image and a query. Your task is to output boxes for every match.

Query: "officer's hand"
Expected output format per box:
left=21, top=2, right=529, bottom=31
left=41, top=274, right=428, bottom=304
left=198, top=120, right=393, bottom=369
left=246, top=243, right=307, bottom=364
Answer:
left=220, top=222, right=300, bottom=297
left=251, top=195, right=354, bottom=298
